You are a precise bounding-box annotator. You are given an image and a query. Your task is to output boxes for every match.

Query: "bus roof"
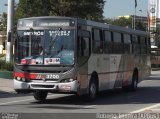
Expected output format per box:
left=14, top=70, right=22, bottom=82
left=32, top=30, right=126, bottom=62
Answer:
left=18, top=16, right=77, bottom=21
left=18, top=16, right=149, bottom=36
left=84, top=19, right=149, bottom=37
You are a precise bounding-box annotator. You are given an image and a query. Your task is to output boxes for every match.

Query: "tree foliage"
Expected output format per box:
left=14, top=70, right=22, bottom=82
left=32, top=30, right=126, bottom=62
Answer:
left=105, top=17, right=132, bottom=28
left=15, top=0, right=105, bottom=20
left=104, top=16, right=147, bottom=31
left=0, top=12, right=7, bottom=31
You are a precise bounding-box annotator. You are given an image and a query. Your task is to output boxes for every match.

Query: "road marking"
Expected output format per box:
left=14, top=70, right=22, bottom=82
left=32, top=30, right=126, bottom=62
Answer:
left=0, top=98, right=33, bottom=106
left=130, top=103, right=160, bottom=113
left=142, top=80, right=152, bottom=82
left=118, top=104, right=160, bottom=119
left=83, top=105, right=97, bottom=109
left=0, top=95, right=58, bottom=106
left=149, top=109, right=160, bottom=111
left=150, top=75, right=160, bottom=77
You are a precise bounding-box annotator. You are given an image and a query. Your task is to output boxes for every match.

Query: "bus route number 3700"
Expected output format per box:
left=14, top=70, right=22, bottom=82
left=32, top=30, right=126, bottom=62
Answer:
left=46, top=74, right=59, bottom=79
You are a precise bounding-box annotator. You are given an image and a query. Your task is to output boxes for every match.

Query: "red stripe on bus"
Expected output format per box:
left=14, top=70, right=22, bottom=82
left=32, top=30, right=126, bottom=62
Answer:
left=13, top=72, right=38, bottom=80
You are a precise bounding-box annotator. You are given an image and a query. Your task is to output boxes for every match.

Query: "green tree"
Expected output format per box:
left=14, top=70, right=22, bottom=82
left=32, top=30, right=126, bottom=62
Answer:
left=104, top=16, right=146, bottom=31
left=15, top=0, right=105, bottom=21
left=136, top=21, right=146, bottom=31
left=0, top=12, right=7, bottom=31
left=104, top=17, right=132, bottom=28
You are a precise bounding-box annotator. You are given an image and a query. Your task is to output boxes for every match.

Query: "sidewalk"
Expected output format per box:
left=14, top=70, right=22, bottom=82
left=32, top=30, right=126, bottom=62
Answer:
left=151, top=70, right=160, bottom=75
left=0, top=78, right=15, bottom=93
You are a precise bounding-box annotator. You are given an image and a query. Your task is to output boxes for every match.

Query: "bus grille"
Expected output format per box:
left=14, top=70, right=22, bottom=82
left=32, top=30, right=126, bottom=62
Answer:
left=31, top=84, right=55, bottom=89
left=45, top=79, right=59, bottom=81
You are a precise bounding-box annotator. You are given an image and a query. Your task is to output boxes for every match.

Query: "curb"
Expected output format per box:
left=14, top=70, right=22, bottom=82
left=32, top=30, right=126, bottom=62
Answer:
left=0, top=71, right=13, bottom=79
left=152, top=68, right=160, bottom=71
left=0, top=90, right=15, bottom=94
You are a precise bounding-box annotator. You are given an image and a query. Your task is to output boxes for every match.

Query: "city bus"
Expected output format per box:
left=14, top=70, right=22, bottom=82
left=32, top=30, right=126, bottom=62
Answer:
left=14, top=16, right=151, bottom=101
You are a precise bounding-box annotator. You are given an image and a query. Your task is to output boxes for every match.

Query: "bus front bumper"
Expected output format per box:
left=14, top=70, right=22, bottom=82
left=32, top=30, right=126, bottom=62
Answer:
left=14, top=79, right=79, bottom=93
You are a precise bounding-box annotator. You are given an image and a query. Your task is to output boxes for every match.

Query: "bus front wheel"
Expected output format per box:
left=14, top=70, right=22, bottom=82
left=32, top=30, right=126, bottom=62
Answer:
left=87, top=78, right=98, bottom=101
left=33, top=90, right=48, bottom=101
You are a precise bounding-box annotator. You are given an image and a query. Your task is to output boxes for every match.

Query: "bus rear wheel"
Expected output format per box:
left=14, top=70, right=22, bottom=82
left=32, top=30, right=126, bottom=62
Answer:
left=33, top=90, right=48, bottom=101
left=130, top=72, right=138, bottom=91
left=122, top=71, right=138, bottom=91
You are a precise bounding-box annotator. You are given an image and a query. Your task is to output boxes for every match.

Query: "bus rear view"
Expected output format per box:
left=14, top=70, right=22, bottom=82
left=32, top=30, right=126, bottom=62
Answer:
left=14, top=17, right=78, bottom=101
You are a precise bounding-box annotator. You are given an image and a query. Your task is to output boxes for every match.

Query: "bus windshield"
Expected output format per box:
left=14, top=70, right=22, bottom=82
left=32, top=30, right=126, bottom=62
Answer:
left=15, top=29, right=75, bottom=65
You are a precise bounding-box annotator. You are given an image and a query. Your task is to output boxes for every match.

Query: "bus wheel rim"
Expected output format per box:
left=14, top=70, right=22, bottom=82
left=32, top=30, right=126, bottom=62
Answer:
left=134, top=79, right=137, bottom=88
left=90, top=83, right=96, bottom=99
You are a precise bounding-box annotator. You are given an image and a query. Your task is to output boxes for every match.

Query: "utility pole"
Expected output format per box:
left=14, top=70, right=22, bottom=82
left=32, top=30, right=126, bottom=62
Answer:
left=134, top=0, right=137, bottom=30
left=6, top=0, right=14, bottom=62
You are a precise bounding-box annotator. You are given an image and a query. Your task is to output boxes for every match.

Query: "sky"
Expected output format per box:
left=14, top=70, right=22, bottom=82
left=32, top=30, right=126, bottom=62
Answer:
left=0, top=0, right=148, bottom=18
left=104, top=0, right=148, bottom=18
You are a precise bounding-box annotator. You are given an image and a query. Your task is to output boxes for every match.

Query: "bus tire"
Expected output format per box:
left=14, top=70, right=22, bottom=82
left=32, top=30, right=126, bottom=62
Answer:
left=129, top=71, right=138, bottom=91
left=123, top=71, right=138, bottom=92
left=87, top=78, right=98, bottom=101
left=33, top=90, right=48, bottom=101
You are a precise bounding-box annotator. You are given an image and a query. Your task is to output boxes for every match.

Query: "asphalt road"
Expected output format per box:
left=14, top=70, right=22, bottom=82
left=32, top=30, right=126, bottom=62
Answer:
left=1, top=71, right=160, bottom=119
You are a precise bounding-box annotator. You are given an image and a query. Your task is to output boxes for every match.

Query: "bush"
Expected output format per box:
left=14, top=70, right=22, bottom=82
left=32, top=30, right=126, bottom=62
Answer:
left=0, top=60, right=13, bottom=71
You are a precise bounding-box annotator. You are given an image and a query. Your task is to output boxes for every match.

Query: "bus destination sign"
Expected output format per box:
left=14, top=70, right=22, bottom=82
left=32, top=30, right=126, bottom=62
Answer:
left=38, top=21, right=70, bottom=27
left=18, top=19, right=75, bottom=28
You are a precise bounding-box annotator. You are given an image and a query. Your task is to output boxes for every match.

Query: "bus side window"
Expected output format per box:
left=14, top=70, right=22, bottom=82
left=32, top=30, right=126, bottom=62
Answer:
left=132, top=35, right=139, bottom=54
left=78, top=37, right=90, bottom=57
left=113, top=32, right=123, bottom=54
left=104, top=30, right=112, bottom=53
left=147, top=37, right=151, bottom=54
left=123, top=34, right=131, bottom=54
left=92, top=28, right=103, bottom=54
left=138, top=36, right=141, bottom=54
left=140, top=36, right=147, bottom=54
left=77, top=30, right=91, bottom=57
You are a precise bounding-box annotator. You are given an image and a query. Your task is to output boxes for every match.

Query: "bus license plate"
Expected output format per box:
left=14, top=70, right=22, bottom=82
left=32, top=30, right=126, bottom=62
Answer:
left=45, top=74, right=59, bottom=79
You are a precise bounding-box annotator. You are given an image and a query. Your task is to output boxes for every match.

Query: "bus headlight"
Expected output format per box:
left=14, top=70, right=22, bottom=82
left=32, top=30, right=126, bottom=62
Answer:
left=15, top=77, right=27, bottom=82
left=60, top=78, right=75, bottom=83
left=16, top=77, right=22, bottom=81
left=22, top=78, right=26, bottom=82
